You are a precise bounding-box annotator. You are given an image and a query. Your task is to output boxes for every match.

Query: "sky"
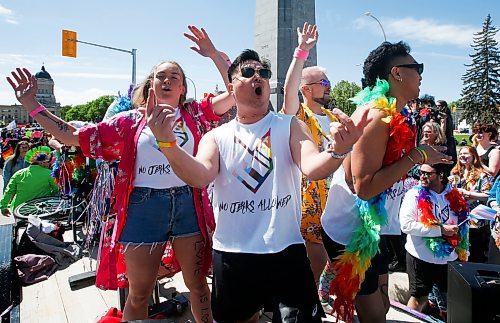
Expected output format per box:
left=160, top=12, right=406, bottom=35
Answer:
left=0, top=0, right=498, bottom=107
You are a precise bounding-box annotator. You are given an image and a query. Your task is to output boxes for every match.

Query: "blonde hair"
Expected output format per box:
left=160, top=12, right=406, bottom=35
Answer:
left=131, top=72, right=154, bottom=108
left=420, top=121, right=446, bottom=145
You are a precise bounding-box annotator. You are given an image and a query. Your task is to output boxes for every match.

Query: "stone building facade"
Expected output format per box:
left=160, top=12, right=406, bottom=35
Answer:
left=0, top=65, right=61, bottom=125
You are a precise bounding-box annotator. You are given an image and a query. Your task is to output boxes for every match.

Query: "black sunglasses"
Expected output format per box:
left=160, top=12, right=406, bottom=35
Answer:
left=305, top=79, right=331, bottom=87
left=420, top=170, right=436, bottom=177
left=395, top=63, right=424, bottom=75
left=240, top=67, right=272, bottom=79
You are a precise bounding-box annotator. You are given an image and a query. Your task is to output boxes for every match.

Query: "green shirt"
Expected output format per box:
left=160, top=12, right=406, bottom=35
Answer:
left=0, top=165, right=58, bottom=211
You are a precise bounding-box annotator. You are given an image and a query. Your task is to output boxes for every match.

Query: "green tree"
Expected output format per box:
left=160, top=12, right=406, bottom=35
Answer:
left=330, top=80, right=361, bottom=116
left=59, top=105, right=72, bottom=120
left=64, top=95, right=114, bottom=122
left=460, top=14, right=500, bottom=126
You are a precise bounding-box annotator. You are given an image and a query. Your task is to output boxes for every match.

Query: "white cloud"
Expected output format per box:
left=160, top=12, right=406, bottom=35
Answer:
left=354, top=17, right=480, bottom=47
left=0, top=4, right=18, bottom=24
left=0, top=54, right=35, bottom=66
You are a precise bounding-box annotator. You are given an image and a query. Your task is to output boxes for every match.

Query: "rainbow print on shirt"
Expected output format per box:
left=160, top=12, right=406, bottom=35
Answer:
left=232, top=128, right=274, bottom=193
left=172, top=117, right=188, bottom=147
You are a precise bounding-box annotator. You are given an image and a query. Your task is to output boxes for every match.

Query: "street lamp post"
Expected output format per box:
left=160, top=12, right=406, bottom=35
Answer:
left=364, top=12, right=387, bottom=42
left=186, top=77, right=197, bottom=101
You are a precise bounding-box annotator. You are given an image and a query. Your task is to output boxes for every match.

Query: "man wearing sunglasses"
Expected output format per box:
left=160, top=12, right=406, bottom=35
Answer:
left=148, top=47, right=369, bottom=322
left=281, top=22, right=337, bottom=301
left=400, top=163, right=463, bottom=321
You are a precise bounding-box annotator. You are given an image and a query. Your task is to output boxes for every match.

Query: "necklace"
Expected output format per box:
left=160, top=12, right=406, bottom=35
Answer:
left=417, top=185, right=469, bottom=260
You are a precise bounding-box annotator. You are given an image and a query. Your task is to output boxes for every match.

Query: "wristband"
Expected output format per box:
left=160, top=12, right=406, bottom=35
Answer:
left=29, top=104, right=46, bottom=118
left=329, top=147, right=352, bottom=159
left=293, top=48, right=309, bottom=61
left=157, top=140, right=177, bottom=148
left=415, top=147, right=426, bottom=164
left=419, top=148, right=428, bottom=164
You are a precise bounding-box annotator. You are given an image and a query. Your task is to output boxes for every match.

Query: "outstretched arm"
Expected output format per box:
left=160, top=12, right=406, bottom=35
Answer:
left=184, top=25, right=235, bottom=115
left=282, top=22, right=318, bottom=114
left=145, top=88, right=220, bottom=188
left=7, top=68, right=79, bottom=146
left=291, top=108, right=369, bottom=180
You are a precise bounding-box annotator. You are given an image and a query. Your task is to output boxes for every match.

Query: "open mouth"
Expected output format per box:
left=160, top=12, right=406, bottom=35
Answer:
left=254, top=86, right=262, bottom=96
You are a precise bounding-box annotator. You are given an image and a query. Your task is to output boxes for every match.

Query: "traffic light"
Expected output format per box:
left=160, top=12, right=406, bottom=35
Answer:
left=62, top=30, right=77, bottom=58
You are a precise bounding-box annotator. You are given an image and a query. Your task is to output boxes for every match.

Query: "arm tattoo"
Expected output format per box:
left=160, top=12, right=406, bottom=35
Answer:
left=38, top=111, right=69, bottom=132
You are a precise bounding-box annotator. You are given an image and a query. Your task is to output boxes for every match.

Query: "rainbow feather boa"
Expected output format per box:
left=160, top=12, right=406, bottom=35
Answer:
left=329, top=79, right=415, bottom=322
left=417, top=185, right=469, bottom=260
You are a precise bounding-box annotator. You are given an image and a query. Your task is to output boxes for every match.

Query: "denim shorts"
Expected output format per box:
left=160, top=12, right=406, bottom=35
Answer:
left=118, top=186, right=200, bottom=244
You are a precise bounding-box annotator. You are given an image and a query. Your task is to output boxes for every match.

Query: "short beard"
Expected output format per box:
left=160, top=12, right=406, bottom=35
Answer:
left=313, top=95, right=330, bottom=106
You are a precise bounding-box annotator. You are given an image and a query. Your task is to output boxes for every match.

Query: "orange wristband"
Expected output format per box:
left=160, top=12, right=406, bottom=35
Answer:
left=157, top=140, right=177, bottom=148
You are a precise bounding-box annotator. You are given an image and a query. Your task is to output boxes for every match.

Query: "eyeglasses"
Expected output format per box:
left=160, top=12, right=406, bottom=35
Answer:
left=305, top=79, right=331, bottom=87
left=420, top=170, right=436, bottom=177
left=395, top=63, right=424, bottom=75
left=240, top=67, right=272, bottom=79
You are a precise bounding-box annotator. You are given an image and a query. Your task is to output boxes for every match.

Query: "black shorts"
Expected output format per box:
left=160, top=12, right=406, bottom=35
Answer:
left=321, top=228, right=390, bottom=295
left=211, top=244, right=325, bottom=323
left=406, top=252, right=448, bottom=298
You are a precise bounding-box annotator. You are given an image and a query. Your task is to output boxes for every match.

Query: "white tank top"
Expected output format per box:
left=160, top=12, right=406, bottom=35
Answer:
left=321, top=166, right=404, bottom=246
left=211, top=112, right=304, bottom=253
left=133, top=109, right=194, bottom=188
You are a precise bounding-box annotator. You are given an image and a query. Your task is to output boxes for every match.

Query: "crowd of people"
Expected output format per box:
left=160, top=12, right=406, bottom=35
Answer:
left=1, top=22, right=499, bottom=323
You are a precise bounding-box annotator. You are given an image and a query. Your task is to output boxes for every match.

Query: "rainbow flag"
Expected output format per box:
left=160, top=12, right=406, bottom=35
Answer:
left=1, top=146, right=13, bottom=160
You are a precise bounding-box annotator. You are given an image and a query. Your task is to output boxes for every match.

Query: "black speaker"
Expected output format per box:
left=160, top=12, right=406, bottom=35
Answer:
left=448, top=262, right=500, bottom=322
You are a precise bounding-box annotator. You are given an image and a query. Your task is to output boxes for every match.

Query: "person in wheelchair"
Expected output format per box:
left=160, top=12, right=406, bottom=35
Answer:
left=1, top=146, right=58, bottom=217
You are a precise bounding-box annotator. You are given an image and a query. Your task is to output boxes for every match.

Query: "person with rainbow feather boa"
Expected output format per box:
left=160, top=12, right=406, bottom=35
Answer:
left=400, top=163, right=468, bottom=321
left=320, top=41, right=452, bottom=322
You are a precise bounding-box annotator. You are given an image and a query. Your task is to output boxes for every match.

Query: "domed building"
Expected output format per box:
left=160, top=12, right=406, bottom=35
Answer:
left=0, top=65, right=61, bottom=125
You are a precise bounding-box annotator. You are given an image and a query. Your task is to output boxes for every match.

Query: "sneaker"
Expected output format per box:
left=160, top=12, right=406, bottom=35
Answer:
left=388, top=260, right=406, bottom=272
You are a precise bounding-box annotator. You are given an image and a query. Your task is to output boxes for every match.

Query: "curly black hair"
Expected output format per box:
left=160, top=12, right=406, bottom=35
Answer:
left=361, top=41, right=411, bottom=88
left=227, top=49, right=271, bottom=82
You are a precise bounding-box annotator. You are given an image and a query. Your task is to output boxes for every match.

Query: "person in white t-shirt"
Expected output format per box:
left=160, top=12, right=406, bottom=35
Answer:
left=400, top=163, right=468, bottom=321
left=147, top=49, right=368, bottom=323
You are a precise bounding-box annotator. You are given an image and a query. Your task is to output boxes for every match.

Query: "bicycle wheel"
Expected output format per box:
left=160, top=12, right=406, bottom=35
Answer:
left=13, top=196, right=68, bottom=220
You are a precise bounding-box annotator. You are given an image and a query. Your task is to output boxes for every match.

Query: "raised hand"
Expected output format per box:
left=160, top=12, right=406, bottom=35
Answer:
left=145, top=88, right=177, bottom=144
left=184, top=25, right=217, bottom=58
left=328, top=108, right=370, bottom=155
left=6, top=68, right=39, bottom=110
left=297, top=22, right=318, bottom=51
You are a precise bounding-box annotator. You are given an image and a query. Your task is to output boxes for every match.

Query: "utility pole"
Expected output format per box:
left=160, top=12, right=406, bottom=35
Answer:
left=62, top=30, right=137, bottom=85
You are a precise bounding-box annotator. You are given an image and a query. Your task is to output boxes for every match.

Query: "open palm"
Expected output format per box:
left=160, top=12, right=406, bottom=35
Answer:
left=6, top=68, right=38, bottom=106
left=297, top=22, right=318, bottom=51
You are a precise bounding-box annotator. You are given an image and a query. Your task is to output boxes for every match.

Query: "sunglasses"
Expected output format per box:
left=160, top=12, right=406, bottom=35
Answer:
left=305, top=79, right=331, bottom=87
left=240, top=67, right=272, bottom=79
left=395, top=63, right=424, bottom=75
left=420, top=170, right=436, bottom=177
